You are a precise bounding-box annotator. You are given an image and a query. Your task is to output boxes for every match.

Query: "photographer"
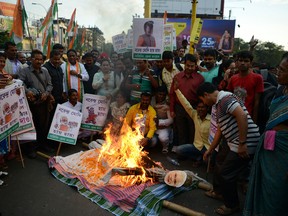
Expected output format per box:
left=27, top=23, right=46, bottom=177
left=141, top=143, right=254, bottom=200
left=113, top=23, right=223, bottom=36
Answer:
left=17, top=50, right=54, bottom=158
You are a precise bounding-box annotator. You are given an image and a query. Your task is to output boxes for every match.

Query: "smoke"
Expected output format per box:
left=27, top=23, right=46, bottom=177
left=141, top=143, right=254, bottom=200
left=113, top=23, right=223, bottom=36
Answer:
left=78, top=0, right=144, bottom=41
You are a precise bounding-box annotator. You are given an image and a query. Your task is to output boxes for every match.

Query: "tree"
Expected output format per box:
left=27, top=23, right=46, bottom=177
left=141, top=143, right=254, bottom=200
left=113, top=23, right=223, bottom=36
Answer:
left=233, top=38, right=285, bottom=67
left=253, top=42, right=285, bottom=67
left=0, top=31, right=10, bottom=50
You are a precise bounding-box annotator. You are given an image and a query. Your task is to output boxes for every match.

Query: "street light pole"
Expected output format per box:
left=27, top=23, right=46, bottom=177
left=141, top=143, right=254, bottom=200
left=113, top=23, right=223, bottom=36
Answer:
left=32, top=2, right=48, bottom=14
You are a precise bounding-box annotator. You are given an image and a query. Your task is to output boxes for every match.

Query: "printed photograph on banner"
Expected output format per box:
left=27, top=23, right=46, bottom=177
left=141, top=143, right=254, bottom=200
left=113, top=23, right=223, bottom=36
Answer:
left=163, top=24, right=173, bottom=51
left=12, top=87, right=34, bottom=136
left=112, top=32, right=127, bottom=54
left=167, top=18, right=236, bottom=53
left=133, top=18, right=164, bottom=60
left=47, top=104, right=82, bottom=145
left=81, top=94, right=109, bottom=131
left=0, top=85, right=20, bottom=142
left=126, top=29, right=133, bottom=50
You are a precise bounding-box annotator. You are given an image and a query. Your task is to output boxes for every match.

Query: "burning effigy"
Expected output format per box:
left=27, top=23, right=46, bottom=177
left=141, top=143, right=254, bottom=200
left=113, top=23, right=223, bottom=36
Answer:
left=49, top=119, right=206, bottom=215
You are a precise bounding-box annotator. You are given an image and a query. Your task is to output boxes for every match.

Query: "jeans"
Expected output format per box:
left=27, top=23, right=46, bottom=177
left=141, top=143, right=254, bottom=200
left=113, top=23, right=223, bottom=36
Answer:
left=174, top=144, right=206, bottom=161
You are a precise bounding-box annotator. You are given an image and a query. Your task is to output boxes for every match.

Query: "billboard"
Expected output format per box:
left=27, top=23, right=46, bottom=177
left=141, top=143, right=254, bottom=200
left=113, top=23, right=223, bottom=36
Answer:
left=167, top=18, right=236, bottom=53
left=152, top=0, right=222, bottom=16
left=0, top=2, right=15, bottom=17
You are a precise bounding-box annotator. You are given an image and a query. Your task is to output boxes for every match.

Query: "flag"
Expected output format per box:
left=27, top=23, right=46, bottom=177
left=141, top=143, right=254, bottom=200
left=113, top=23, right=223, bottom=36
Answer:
left=39, top=0, right=58, bottom=32
left=66, top=8, right=76, bottom=38
left=81, top=28, right=86, bottom=49
left=10, top=0, right=28, bottom=44
left=40, top=0, right=58, bottom=56
left=163, top=11, right=167, bottom=24
left=68, top=23, right=78, bottom=49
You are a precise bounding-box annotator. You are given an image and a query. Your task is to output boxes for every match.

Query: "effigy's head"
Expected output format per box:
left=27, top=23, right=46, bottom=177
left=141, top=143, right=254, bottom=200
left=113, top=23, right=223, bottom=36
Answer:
left=164, top=170, right=187, bottom=188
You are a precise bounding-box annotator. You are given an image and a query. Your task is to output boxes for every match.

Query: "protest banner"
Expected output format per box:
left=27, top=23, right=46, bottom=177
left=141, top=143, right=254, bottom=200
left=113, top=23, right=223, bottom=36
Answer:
left=163, top=24, right=174, bottom=51
left=133, top=18, right=164, bottom=60
left=81, top=94, right=109, bottom=131
left=0, top=85, right=19, bottom=142
left=47, top=104, right=82, bottom=145
left=126, top=29, right=133, bottom=50
left=12, top=87, right=34, bottom=136
left=112, top=32, right=127, bottom=53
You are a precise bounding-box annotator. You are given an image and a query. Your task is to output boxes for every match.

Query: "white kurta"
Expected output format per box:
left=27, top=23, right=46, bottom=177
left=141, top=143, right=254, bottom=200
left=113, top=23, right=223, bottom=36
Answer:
left=61, top=62, right=89, bottom=93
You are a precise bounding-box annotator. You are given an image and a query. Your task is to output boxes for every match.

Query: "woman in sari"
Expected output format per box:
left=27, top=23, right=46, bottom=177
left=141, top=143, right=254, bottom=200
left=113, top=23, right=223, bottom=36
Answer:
left=243, top=52, right=288, bottom=216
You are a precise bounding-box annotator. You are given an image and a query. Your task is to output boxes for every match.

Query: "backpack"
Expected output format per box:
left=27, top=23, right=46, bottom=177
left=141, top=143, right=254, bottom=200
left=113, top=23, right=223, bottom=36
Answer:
left=257, top=69, right=277, bottom=134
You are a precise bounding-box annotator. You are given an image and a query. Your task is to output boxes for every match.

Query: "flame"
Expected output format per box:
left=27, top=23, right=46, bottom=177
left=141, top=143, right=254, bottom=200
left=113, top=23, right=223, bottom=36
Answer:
left=78, top=118, right=161, bottom=187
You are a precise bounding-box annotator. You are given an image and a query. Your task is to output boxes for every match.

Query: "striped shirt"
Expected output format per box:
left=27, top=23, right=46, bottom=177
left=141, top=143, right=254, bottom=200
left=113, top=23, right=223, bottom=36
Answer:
left=216, top=91, right=260, bottom=154
left=162, top=64, right=183, bottom=92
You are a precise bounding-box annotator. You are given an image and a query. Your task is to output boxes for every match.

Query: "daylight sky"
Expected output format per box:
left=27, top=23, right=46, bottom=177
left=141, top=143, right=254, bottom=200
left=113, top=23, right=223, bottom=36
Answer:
left=3, top=0, right=288, bottom=50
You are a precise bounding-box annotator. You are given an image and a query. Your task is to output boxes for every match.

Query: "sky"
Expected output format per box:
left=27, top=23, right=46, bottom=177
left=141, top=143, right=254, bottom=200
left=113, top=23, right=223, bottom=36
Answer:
left=3, top=0, right=288, bottom=50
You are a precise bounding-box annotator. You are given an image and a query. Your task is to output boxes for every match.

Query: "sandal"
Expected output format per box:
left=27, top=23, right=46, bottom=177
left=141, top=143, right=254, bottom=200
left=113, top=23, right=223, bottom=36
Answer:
left=205, top=190, right=224, bottom=201
left=215, top=205, right=240, bottom=216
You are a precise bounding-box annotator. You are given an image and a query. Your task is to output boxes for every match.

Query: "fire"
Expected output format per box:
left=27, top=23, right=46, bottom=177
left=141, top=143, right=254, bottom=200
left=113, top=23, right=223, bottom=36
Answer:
left=78, top=118, right=160, bottom=187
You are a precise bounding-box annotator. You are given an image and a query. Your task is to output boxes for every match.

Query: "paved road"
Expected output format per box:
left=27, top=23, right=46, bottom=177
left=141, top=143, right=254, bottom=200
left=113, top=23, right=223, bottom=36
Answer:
left=0, top=142, right=244, bottom=216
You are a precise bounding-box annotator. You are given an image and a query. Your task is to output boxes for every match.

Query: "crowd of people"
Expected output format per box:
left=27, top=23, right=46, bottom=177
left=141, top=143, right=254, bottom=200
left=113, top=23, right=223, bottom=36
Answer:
left=0, top=39, right=287, bottom=215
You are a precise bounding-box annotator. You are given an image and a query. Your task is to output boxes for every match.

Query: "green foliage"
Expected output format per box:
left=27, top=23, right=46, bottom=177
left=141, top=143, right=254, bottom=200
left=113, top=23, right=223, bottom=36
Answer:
left=233, top=38, right=285, bottom=67
left=253, top=42, right=285, bottom=67
left=0, top=31, right=10, bottom=49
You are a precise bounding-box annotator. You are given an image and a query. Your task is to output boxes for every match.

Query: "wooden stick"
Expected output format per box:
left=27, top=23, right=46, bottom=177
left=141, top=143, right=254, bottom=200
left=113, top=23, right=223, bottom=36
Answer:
left=198, top=182, right=212, bottom=191
left=56, top=142, right=62, bottom=156
left=36, top=151, right=51, bottom=159
left=16, top=136, right=25, bottom=168
left=163, top=200, right=206, bottom=216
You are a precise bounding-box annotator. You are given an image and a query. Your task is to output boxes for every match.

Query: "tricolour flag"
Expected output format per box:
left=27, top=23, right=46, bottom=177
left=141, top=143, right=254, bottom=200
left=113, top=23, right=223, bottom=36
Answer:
left=39, top=0, right=58, bottom=32
left=66, top=8, right=76, bottom=38
left=9, top=0, right=28, bottom=44
left=68, top=23, right=78, bottom=49
left=81, top=28, right=86, bottom=49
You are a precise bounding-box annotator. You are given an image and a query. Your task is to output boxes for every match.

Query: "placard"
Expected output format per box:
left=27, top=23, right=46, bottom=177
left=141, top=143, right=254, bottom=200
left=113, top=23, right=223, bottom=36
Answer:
left=81, top=94, right=109, bottom=131
left=47, top=104, right=82, bottom=145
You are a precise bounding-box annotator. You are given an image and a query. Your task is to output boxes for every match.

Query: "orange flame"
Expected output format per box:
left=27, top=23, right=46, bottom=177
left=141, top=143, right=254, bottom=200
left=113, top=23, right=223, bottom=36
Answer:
left=78, top=119, right=160, bottom=187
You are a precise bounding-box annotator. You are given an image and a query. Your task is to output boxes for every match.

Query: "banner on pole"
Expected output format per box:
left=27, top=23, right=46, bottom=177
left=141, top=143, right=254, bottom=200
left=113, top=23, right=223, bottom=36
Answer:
left=0, top=85, right=20, bottom=142
left=81, top=94, right=109, bottom=131
left=132, top=18, right=164, bottom=60
left=12, top=87, right=34, bottom=136
left=47, top=104, right=82, bottom=145
left=163, top=24, right=174, bottom=51
left=112, top=32, right=127, bottom=53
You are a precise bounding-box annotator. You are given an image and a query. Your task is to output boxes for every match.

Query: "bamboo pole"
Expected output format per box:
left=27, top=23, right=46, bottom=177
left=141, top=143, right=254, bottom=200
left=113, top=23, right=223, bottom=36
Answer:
left=16, top=136, right=25, bottom=168
left=163, top=200, right=206, bottom=216
left=56, top=142, right=62, bottom=156
left=36, top=151, right=51, bottom=159
left=25, top=18, right=33, bottom=51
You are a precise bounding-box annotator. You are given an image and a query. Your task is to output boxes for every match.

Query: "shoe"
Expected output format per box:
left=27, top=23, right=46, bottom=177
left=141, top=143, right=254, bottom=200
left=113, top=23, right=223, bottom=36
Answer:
left=215, top=205, right=240, bottom=215
left=27, top=150, right=37, bottom=159
left=205, top=190, right=224, bottom=201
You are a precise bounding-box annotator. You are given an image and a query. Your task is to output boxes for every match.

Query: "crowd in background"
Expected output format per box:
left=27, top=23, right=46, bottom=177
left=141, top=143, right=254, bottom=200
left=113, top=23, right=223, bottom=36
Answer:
left=0, top=39, right=288, bottom=215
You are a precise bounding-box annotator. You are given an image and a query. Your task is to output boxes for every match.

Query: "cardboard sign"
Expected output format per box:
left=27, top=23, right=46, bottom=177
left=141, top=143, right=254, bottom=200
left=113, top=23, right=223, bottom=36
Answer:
left=81, top=94, right=109, bottom=131
left=112, top=33, right=127, bottom=53
left=163, top=24, right=174, bottom=51
left=47, top=104, right=82, bottom=145
left=0, top=85, right=20, bottom=142
left=12, top=87, right=34, bottom=136
left=126, top=29, right=133, bottom=50
left=133, top=18, right=164, bottom=60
